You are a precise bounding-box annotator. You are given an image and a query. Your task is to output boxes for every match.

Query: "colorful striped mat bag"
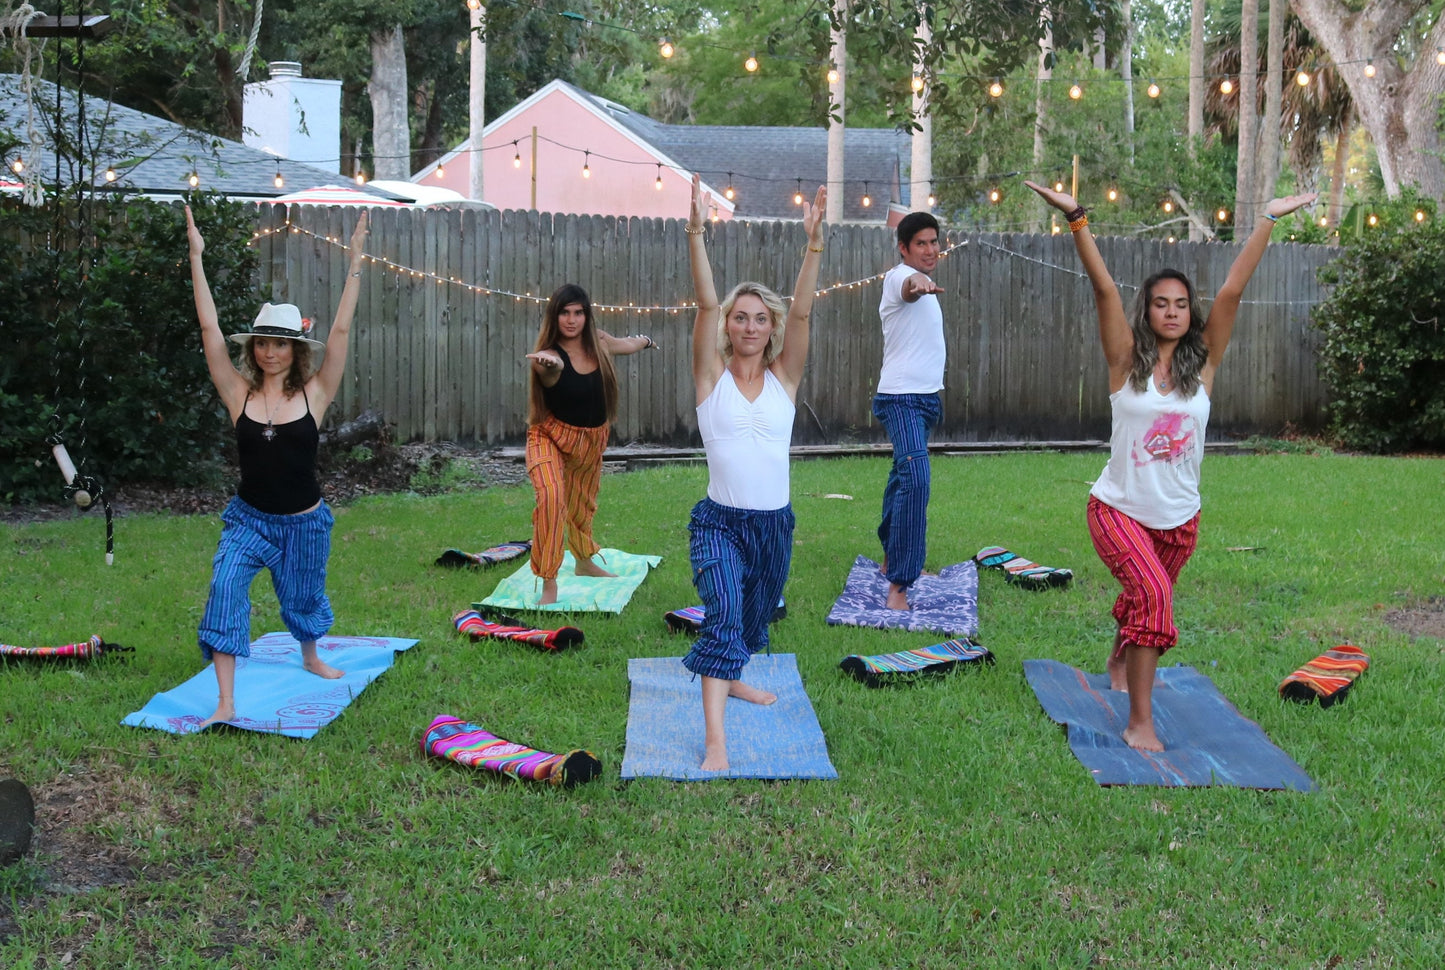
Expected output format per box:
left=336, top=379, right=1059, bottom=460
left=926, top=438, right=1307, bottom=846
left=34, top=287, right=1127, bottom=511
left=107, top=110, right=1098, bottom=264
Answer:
left=0, top=635, right=129, bottom=660
left=421, top=715, right=601, bottom=787
left=663, top=600, right=787, bottom=635
left=975, top=545, right=1073, bottom=590
left=435, top=540, right=532, bottom=568
left=453, top=609, right=584, bottom=651
left=839, top=639, right=994, bottom=687
left=1279, top=644, right=1369, bottom=708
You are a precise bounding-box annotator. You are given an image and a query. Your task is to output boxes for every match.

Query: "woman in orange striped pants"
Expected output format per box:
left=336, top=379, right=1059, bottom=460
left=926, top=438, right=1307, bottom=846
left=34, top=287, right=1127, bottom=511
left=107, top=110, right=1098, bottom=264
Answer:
left=526, top=284, right=656, bottom=605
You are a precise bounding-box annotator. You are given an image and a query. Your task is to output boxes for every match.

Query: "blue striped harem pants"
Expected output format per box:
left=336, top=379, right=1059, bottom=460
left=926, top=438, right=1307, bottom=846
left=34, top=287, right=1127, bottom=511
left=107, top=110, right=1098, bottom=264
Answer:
left=682, top=498, right=795, bottom=681
left=873, top=392, right=941, bottom=589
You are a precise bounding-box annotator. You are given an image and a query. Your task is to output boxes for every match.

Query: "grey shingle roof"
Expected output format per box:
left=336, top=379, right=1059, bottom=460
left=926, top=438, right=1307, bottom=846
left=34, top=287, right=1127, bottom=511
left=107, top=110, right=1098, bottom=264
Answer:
left=557, top=80, right=912, bottom=221
left=0, top=74, right=406, bottom=202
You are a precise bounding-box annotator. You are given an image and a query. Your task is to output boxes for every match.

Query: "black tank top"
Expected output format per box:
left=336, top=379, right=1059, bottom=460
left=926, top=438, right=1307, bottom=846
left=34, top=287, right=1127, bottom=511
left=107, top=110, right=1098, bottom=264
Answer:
left=236, top=387, right=322, bottom=514
left=541, top=346, right=606, bottom=428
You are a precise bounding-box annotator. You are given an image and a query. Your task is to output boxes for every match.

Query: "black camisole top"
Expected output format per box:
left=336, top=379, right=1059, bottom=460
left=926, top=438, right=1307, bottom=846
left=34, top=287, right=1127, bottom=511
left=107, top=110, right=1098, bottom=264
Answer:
left=540, top=347, right=607, bottom=428
left=235, top=387, right=322, bottom=514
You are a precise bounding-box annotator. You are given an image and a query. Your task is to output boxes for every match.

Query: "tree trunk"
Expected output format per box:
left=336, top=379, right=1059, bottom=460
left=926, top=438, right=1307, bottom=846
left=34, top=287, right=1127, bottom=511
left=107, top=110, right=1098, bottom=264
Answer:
left=1327, top=117, right=1351, bottom=224
left=1290, top=0, right=1445, bottom=199
left=1029, top=7, right=1053, bottom=235
left=1256, top=0, right=1284, bottom=212
left=1121, top=0, right=1135, bottom=166
left=1187, top=0, right=1205, bottom=240
left=1233, top=0, right=1259, bottom=228
left=369, top=25, right=411, bottom=182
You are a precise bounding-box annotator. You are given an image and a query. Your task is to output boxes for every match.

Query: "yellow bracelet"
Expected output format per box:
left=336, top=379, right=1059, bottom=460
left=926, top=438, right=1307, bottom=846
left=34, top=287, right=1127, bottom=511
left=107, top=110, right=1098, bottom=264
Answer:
left=1069, top=215, right=1089, bottom=233
left=806, top=244, right=824, bottom=253
left=683, top=225, right=705, bottom=235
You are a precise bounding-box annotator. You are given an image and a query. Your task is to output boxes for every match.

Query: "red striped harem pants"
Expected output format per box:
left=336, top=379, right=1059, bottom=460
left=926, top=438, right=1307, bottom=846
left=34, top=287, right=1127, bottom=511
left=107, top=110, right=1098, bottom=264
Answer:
left=526, top=415, right=609, bottom=580
left=1086, top=496, right=1200, bottom=658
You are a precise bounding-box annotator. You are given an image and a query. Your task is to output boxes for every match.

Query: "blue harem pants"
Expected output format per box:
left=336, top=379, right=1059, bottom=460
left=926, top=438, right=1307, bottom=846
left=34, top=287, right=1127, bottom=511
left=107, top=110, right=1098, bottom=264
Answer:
left=872, top=392, right=941, bottom=589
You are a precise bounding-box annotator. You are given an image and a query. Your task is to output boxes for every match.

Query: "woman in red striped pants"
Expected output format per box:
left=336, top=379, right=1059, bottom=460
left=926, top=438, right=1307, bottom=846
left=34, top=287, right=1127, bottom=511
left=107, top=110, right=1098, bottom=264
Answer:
left=1028, top=180, right=1315, bottom=751
left=525, top=285, right=656, bottom=605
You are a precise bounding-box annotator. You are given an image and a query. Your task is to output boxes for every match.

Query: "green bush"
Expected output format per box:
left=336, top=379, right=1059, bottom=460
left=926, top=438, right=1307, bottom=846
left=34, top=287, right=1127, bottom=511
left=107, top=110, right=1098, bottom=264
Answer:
left=1312, top=193, right=1445, bottom=453
left=0, top=194, right=257, bottom=503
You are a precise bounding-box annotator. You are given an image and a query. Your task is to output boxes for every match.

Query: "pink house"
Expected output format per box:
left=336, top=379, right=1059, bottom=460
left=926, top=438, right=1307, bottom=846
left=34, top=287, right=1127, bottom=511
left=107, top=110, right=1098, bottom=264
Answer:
left=415, top=79, right=736, bottom=221
left=414, top=79, right=911, bottom=223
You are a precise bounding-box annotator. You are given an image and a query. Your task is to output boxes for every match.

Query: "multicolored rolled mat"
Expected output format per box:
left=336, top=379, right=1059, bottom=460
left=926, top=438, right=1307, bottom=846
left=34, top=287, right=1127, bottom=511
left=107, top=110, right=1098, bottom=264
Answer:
left=435, top=539, right=532, bottom=568
left=1279, top=644, right=1370, bottom=708
left=974, top=545, right=1073, bottom=590
left=452, top=609, right=584, bottom=650
left=421, top=715, right=602, bottom=787
left=0, top=635, right=128, bottom=659
left=839, top=638, right=995, bottom=687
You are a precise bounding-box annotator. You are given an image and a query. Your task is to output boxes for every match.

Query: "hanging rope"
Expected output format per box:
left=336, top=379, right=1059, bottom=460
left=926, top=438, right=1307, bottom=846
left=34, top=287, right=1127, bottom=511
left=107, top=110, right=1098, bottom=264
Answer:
left=236, top=0, right=263, bottom=80
left=1, top=1, right=48, bottom=205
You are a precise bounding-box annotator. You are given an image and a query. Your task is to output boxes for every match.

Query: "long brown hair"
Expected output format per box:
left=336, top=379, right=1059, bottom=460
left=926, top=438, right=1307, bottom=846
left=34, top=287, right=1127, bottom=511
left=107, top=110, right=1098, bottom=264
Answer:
left=239, top=338, right=313, bottom=396
left=528, top=284, right=618, bottom=426
left=1128, top=269, right=1208, bottom=398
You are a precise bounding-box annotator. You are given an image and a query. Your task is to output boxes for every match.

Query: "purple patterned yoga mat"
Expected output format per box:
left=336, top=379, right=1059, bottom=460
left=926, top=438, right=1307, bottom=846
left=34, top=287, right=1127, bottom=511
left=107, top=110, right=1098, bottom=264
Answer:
left=826, top=555, right=979, bottom=636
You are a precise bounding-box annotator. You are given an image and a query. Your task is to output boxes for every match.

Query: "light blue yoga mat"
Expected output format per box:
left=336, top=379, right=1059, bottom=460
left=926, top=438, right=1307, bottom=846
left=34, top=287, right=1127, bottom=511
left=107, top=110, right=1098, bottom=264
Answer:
left=478, top=548, right=661, bottom=613
left=621, top=653, right=838, bottom=781
left=122, top=633, right=418, bottom=738
left=1024, top=659, right=1315, bottom=791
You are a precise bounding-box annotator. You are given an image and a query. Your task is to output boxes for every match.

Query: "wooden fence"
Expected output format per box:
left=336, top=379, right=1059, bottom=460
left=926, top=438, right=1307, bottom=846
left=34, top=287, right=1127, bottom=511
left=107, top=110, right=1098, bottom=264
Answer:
left=253, top=204, right=1338, bottom=445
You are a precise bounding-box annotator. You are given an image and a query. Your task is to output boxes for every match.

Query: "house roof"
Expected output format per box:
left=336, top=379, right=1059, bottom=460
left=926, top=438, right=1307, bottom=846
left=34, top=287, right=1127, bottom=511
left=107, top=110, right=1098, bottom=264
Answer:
left=564, top=81, right=913, bottom=221
left=0, top=74, right=408, bottom=203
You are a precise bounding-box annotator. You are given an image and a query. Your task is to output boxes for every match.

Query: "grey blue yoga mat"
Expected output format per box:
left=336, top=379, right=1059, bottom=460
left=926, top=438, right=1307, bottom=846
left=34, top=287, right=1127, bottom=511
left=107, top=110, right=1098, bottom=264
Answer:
left=621, top=654, right=838, bottom=781
left=1024, top=659, right=1315, bottom=790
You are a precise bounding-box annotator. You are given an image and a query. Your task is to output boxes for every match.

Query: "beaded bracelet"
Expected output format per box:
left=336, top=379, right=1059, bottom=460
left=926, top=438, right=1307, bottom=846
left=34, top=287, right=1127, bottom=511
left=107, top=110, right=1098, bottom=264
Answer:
left=1264, top=213, right=1279, bottom=222
left=1064, top=205, right=1087, bottom=223
left=1069, top=214, right=1089, bottom=233
left=683, top=225, right=705, bottom=235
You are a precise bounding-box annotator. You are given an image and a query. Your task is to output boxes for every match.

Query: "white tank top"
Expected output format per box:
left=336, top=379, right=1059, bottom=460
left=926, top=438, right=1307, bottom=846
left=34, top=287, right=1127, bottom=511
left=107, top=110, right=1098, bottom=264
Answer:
left=697, top=369, right=794, bottom=510
left=1090, top=375, right=1211, bottom=530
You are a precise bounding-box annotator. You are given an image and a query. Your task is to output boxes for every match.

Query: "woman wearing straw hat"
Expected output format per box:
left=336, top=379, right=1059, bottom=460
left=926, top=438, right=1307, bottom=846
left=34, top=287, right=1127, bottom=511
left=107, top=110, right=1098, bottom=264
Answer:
left=185, top=206, right=369, bottom=729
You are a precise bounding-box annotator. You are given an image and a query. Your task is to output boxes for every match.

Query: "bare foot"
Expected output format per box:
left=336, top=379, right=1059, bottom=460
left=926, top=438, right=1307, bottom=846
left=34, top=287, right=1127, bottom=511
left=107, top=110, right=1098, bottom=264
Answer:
left=198, top=702, right=236, bottom=729
left=885, top=583, right=910, bottom=611
left=728, top=681, right=777, bottom=705
left=574, top=559, right=617, bottom=579
left=700, top=743, right=729, bottom=771
left=540, top=578, right=558, bottom=605
left=1107, top=654, right=1128, bottom=691
left=303, top=656, right=345, bottom=679
left=1123, top=725, right=1164, bottom=752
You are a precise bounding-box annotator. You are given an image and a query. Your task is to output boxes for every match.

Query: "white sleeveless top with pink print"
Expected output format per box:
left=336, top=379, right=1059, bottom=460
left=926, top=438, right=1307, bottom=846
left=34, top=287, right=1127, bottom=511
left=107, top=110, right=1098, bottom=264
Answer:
left=1089, top=375, right=1211, bottom=530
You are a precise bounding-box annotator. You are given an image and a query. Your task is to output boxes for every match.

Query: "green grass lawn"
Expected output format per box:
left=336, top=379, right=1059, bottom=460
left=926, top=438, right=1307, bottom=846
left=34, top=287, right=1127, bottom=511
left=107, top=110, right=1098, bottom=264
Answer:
left=3, top=453, right=1444, bottom=968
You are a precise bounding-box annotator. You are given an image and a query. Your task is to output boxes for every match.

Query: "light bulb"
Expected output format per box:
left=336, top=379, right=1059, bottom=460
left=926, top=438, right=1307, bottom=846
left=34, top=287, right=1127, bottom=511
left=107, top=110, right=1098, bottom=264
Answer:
left=104, top=167, right=118, bottom=183
left=1318, top=215, right=1328, bottom=226
left=355, top=172, right=367, bottom=185
left=1163, top=200, right=1173, bottom=212
left=725, top=185, right=736, bottom=201
left=1437, top=48, right=1445, bottom=66
left=1107, top=188, right=1118, bottom=202
left=513, top=150, right=521, bottom=169
left=745, top=54, right=759, bottom=73
left=1147, top=81, right=1161, bottom=99
left=827, top=67, right=839, bottom=84
left=1216, top=208, right=1229, bottom=222
left=989, top=189, right=1000, bottom=203
left=659, top=39, right=674, bottom=59
left=1220, top=79, right=1234, bottom=95
left=275, top=171, right=285, bottom=189
left=436, top=164, right=445, bottom=179
left=911, top=75, right=925, bottom=93
left=794, top=191, right=804, bottom=205
left=927, top=192, right=936, bottom=207
left=1068, top=83, right=1082, bottom=100
left=1364, top=61, right=1376, bottom=78
left=10, top=158, right=22, bottom=173
left=989, top=80, right=1003, bottom=98
left=1367, top=213, right=1378, bottom=226
left=1415, top=209, right=1426, bottom=222
left=1296, top=70, right=1311, bottom=86
left=188, top=172, right=200, bottom=188
left=1054, top=181, right=1064, bottom=192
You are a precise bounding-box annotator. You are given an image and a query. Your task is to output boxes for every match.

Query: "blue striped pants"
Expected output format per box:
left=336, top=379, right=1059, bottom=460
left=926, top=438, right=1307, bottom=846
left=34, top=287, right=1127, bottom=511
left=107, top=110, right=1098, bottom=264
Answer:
left=873, top=392, right=941, bottom=589
left=198, top=496, right=335, bottom=659
left=682, top=498, right=795, bottom=681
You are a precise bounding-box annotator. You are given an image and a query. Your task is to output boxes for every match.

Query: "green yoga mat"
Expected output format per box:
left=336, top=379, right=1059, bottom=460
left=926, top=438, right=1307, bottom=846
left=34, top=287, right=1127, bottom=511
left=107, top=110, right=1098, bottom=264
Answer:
left=476, top=548, right=662, bottom=613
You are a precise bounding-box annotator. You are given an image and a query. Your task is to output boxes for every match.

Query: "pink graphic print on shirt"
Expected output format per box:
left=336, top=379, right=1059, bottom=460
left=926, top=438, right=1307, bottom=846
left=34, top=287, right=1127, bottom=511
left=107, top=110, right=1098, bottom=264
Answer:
left=1132, top=412, right=1195, bottom=466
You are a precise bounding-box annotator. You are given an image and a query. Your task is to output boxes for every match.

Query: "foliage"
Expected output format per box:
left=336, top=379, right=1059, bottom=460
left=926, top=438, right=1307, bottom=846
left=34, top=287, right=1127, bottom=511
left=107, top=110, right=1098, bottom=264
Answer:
left=1312, top=190, right=1445, bottom=452
left=3, top=454, right=1445, bottom=965
left=0, top=194, right=257, bottom=504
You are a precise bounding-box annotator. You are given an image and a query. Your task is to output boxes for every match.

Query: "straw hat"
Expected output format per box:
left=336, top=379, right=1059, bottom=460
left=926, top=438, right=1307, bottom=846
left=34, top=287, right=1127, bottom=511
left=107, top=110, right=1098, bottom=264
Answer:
left=229, top=303, right=326, bottom=355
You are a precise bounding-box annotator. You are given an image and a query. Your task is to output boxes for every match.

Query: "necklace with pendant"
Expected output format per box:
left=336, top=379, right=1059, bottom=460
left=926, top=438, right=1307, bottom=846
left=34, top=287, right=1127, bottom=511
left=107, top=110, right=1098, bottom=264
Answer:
left=261, top=390, right=284, bottom=441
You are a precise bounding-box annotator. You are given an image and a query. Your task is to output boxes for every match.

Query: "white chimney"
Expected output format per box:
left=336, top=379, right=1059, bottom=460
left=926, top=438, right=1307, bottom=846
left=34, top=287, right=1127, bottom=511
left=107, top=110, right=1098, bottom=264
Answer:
left=243, top=61, right=342, bottom=173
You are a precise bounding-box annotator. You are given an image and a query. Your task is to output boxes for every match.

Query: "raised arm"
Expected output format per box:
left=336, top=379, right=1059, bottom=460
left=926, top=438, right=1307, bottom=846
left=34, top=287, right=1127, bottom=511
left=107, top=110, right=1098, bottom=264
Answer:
left=309, top=213, right=369, bottom=419
left=1025, top=181, right=1132, bottom=386
left=773, top=185, right=826, bottom=394
left=687, top=174, right=723, bottom=400
left=1202, top=192, right=1317, bottom=370
left=186, top=205, right=249, bottom=418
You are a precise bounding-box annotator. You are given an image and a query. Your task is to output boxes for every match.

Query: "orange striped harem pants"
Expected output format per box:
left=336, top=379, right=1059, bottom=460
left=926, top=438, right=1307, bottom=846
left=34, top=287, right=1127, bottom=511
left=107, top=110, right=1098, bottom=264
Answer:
left=526, top=415, right=610, bottom=580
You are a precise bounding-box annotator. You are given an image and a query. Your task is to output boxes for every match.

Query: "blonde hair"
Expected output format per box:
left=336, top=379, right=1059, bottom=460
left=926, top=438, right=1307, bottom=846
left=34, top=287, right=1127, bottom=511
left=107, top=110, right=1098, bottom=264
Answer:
left=716, top=282, right=786, bottom=365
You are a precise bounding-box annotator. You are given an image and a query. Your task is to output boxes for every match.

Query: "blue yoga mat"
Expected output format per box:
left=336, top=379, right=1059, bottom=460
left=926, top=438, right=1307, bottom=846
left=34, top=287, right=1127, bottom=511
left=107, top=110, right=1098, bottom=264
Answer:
left=621, top=654, right=838, bottom=781
left=826, top=555, right=979, bottom=637
left=1023, top=659, right=1315, bottom=791
left=122, top=633, right=419, bottom=738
